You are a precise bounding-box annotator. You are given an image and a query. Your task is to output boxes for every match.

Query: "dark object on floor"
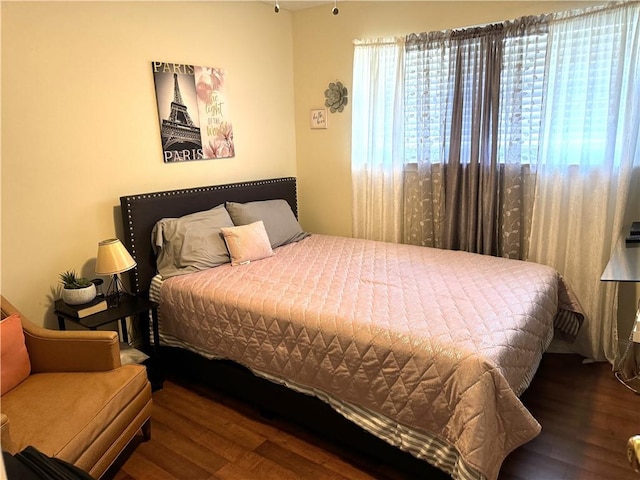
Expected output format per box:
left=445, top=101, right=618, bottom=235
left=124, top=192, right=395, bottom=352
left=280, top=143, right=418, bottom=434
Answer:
left=3, top=446, right=94, bottom=480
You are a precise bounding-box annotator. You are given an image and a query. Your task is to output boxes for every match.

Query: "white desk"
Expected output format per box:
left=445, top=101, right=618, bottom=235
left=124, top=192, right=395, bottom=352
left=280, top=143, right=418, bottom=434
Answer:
left=601, top=228, right=640, bottom=393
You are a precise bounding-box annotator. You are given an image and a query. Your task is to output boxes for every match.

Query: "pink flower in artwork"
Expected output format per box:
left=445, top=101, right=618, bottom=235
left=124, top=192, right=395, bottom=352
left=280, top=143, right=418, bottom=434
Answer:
left=204, top=141, right=216, bottom=159
left=196, top=67, right=224, bottom=103
left=204, top=122, right=235, bottom=158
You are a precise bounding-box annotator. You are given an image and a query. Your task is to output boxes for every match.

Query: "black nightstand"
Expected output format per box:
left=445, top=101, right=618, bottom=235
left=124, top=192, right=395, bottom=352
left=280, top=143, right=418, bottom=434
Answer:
left=55, top=294, right=162, bottom=390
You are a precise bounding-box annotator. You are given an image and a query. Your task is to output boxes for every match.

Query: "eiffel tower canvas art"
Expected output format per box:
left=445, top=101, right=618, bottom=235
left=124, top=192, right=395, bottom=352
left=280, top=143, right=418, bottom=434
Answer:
left=152, top=62, right=235, bottom=163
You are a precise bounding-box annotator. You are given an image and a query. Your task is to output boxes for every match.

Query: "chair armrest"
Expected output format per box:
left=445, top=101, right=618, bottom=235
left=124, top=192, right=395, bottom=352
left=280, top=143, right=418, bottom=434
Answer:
left=22, top=319, right=121, bottom=373
left=1, top=296, right=121, bottom=372
left=1, top=414, right=12, bottom=453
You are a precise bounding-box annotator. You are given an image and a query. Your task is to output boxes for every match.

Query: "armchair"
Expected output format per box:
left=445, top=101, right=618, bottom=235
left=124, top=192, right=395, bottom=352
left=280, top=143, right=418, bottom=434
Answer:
left=0, top=296, right=152, bottom=479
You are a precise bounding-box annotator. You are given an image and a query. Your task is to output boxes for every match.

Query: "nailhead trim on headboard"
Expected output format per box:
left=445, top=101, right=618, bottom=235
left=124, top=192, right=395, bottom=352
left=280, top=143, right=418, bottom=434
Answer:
left=120, top=177, right=298, bottom=296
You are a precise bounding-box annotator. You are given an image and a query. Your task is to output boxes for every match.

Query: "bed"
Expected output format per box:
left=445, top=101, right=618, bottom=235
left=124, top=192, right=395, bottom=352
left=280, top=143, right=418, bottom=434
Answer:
left=120, top=177, right=583, bottom=480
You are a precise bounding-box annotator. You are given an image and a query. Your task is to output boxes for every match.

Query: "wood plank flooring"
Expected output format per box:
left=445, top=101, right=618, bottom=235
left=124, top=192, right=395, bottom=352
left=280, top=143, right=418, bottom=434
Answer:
left=109, top=354, right=640, bottom=480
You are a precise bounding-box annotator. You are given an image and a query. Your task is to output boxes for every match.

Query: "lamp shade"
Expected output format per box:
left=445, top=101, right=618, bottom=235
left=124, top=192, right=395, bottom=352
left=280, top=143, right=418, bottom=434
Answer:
left=95, top=238, right=136, bottom=275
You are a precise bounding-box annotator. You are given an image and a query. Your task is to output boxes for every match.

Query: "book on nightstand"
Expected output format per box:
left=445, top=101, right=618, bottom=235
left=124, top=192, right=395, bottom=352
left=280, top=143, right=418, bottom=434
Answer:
left=57, top=295, right=108, bottom=318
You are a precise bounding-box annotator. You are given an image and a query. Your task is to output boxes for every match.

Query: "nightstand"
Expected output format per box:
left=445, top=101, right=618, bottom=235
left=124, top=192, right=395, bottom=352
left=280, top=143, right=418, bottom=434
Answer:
left=55, top=294, right=162, bottom=389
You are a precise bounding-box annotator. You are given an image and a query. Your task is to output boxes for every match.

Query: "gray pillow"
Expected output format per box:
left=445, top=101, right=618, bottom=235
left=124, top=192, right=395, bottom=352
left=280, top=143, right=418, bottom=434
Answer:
left=151, top=204, right=234, bottom=278
left=225, top=199, right=309, bottom=249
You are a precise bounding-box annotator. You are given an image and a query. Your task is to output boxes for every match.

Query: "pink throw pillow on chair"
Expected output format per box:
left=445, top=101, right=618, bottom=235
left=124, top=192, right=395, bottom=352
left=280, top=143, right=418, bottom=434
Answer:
left=1, top=313, right=31, bottom=395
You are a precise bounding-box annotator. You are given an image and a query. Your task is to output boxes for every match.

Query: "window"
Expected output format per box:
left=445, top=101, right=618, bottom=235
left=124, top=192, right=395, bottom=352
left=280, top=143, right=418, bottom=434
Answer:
left=403, top=23, right=548, bottom=166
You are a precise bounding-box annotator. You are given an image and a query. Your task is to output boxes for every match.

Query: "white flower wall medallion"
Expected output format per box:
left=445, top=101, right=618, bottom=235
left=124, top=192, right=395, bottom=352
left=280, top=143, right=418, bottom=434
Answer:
left=324, top=81, right=348, bottom=113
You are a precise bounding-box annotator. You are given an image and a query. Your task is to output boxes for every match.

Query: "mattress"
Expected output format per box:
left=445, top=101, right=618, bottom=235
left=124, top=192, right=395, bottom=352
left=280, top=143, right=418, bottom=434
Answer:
left=150, top=234, right=581, bottom=480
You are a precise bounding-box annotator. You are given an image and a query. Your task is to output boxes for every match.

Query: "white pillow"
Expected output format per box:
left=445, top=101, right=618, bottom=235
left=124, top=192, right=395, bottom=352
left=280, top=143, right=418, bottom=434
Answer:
left=221, top=221, right=275, bottom=266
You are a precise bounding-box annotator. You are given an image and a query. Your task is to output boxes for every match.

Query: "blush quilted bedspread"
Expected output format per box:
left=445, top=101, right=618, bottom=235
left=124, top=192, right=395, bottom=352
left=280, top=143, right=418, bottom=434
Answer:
left=157, top=235, right=580, bottom=480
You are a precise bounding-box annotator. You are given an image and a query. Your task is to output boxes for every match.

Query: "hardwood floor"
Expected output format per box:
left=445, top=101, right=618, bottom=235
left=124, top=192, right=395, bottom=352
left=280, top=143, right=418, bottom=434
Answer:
left=109, top=354, right=640, bottom=480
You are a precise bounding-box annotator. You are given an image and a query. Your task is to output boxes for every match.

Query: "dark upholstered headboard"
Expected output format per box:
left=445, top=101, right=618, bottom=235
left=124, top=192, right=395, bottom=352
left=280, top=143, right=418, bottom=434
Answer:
left=120, top=177, right=298, bottom=296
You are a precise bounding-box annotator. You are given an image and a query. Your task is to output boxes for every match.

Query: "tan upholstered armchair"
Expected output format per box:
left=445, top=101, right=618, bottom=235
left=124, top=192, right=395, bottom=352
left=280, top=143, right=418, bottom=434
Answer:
left=0, top=296, right=152, bottom=478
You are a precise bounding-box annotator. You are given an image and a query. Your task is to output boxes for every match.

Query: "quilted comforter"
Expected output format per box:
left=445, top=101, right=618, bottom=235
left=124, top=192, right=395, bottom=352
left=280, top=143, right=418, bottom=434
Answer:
left=156, top=234, right=580, bottom=480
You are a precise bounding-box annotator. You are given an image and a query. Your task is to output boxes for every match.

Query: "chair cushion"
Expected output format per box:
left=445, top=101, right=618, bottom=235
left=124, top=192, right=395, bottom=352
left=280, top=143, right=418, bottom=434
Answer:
left=0, top=314, right=31, bottom=395
left=0, top=364, right=150, bottom=463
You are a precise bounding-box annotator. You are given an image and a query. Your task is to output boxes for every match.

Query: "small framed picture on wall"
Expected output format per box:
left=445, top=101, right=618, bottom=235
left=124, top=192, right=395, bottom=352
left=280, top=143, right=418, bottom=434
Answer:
left=310, top=108, right=327, bottom=129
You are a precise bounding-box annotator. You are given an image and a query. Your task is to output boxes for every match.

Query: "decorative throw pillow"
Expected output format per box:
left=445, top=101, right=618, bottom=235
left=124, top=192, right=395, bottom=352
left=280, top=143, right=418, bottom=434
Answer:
left=0, top=313, right=31, bottom=395
left=225, top=199, right=310, bottom=249
left=221, top=221, right=275, bottom=266
left=152, top=204, right=235, bottom=278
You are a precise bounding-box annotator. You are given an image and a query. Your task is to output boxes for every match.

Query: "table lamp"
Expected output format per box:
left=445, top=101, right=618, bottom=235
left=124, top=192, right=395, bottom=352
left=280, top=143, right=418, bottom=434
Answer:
left=95, top=238, right=136, bottom=306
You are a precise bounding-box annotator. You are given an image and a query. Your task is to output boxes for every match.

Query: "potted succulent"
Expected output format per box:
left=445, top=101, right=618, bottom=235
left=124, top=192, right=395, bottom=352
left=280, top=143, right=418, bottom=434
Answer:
left=59, top=270, right=97, bottom=305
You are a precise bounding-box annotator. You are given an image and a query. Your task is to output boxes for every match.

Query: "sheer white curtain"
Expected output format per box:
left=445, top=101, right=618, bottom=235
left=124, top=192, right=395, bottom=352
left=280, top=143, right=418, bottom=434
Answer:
left=528, top=2, right=640, bottom=362
left=352, top=38, right=405, bottom=242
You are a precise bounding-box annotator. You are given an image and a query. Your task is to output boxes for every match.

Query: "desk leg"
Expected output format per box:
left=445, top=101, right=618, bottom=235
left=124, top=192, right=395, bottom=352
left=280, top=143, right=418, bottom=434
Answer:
left=57, top=316, right=66, bottom=330
left=614, top=301, right=640, bottom=394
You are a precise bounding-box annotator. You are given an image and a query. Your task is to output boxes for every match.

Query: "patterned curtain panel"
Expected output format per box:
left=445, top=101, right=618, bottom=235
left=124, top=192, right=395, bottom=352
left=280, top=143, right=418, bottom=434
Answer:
left=403, top=17, right=548, bottom=259
left=404, top=163, right=536, bottom=259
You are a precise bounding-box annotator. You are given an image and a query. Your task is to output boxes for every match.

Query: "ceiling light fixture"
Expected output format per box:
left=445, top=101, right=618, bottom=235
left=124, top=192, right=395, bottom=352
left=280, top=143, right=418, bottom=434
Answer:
left=274, top=1, right=280, bottom=13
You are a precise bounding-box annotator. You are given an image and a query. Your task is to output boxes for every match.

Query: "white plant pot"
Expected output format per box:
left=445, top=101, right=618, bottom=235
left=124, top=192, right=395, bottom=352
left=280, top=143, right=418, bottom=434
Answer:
left=62, top=284, right=96, bottom=305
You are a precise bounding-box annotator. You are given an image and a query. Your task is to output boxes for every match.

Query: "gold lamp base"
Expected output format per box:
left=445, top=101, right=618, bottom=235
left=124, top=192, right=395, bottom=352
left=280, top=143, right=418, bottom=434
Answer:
left=628, top=435, right=640, bottom=473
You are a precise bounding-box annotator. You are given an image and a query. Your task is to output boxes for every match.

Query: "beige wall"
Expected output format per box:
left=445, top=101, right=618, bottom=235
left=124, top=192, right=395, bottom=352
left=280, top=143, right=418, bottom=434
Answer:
left=2, top=1, right=297, bottom=325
